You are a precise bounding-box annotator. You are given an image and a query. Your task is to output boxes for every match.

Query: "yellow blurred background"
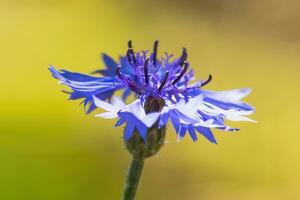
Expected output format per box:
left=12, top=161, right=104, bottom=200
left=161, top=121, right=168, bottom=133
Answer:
left=1, top=0, right=300, bottom=199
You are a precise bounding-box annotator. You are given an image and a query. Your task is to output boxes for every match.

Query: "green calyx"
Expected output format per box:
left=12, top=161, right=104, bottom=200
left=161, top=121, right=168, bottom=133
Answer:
left=124, top=97, right=166, bottom=160
left=125, top=125, right=166, bottom=159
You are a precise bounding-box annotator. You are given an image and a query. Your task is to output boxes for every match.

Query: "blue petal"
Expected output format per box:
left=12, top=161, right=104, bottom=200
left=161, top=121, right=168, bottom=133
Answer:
left=173, top=110, right=199, bottom=124
left=50, top=66, right=121, bottom=93
left=202, top=89, right=255, bottom=112
left=158, top=111, right=169, bottom=128
left=69, top=91, right=86, bottom=100
left=103, top=53, right=117, bottom=69
left=136, top=121, right=148, bottom=141
left=122, top=88, right=132, bottom=101
left=198, top=110, right=225, bottom=126
left=49, top=66, right=122, bottom=113
left=120, top=57, right=134, bottom=75
left=117, top=107, right=157, bottom=141
left=195, top=127, right=217, bottom=144
left=188, top=126, right=198, bottom=142
left=86, top=102, right=97, bottom=114
left=115, top=118, right=126, bottom=127
left=170, top=116, right=181, bottom=133
left=204, top=97, right=254, bottom=111
left=94, top=89, right=115, bottom=101
left=59, top=70, right=99, bottom=82
left=124, top=121, right=135, bottom=140
left=179, top=125, right=188, bottom=139
left=97, top=53, right=118, bottom=77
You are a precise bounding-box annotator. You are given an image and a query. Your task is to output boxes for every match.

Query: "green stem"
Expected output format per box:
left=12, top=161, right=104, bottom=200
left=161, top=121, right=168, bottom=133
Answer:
left=122, top=158, right=145, bottom=200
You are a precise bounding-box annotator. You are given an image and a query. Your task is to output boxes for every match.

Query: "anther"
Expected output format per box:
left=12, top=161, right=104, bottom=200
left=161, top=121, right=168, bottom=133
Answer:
left=126, top=40, right=137, bottom=66
left=144, top=57, right=150, bottom=84
left=153, top=40, right=159, bottom=66
left=178, top=48, right=187, bottom=67
left=126, top=49, right=132, bottom=63
left=158, top=72, right=170, bottom=91
left=172, top=61, right=189, bottom=85
left=128, top=40, right=133, bottom=49
left=201, top=74, right=212, bottom=87
left=116, top=66, right=122, bottom=79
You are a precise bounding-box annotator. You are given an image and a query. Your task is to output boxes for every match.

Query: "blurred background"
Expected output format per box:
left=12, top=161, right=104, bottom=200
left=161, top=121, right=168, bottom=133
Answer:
left=1, top=0, right=300, bottom=199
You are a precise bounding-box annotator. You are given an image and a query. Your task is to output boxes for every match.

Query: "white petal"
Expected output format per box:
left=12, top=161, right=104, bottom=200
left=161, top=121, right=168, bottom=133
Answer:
left=112, top=96, right=126, bottom=109
left=203, top=88, right=252, bottom=101
left=95, top=112, right=118, bottom=119
left=93, top=96, right=115, bottom=111
left=143, top=113, right=160, bottom=127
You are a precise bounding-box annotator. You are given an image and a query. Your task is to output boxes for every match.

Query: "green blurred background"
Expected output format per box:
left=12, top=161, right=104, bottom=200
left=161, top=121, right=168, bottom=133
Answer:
left=1, top=0, right=300, bottom=199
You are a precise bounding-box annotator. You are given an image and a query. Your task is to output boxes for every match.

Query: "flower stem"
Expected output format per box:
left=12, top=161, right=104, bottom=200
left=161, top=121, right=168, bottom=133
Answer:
left=122, top=158, right=145, bottom=200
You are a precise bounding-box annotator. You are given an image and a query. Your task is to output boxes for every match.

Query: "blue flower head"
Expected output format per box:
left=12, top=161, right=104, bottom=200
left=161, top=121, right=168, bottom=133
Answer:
left=50, top=41, right=255, bottom=143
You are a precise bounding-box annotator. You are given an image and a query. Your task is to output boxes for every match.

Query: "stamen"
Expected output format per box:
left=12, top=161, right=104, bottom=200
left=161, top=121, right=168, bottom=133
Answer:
left=128, top=40, right=133, bottom=49
left=201, top=74, right=212, bottom=87
left=153, top=40, right=159, bottom=66
left=61, top=90, right=72, bottom=94
left=116, top=66, right=140, bottom=93
left=126, top=40, right=137, bottom=66
left=116, top=66, right=122, bottom=79
left=126, top=49, right=132, bottom=63
left=144, top=57, right=150, bottom=84
left=178, top=48, right=187, bottom=67
left=172, top=61, right=189, bottom=85
left=158, top=72, right=170, bottom=91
